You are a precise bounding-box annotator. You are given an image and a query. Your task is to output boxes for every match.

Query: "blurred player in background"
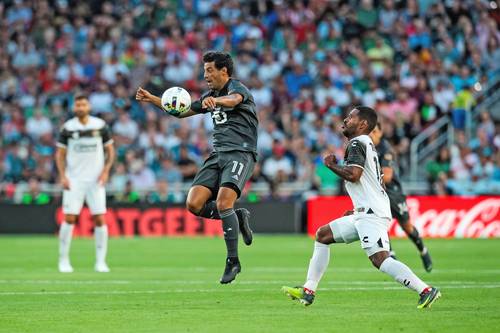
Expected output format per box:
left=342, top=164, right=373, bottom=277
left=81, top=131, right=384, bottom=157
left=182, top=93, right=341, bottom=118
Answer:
left=370, top=123, right=433, bottom=272
left=282, top=107, right=440, bottom=308
left=55, top=95, right=115, bottom=273
left=135, top=51, right=257, bottom=284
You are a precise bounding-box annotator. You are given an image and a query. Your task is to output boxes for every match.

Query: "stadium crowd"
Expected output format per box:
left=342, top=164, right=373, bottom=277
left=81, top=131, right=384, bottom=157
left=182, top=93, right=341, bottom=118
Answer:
left=0, top=0, right=499, bottom=203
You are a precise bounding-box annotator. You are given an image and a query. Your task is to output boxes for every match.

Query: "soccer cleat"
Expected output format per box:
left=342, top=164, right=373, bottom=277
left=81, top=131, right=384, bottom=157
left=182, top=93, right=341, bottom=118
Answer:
left=236, top=208, right=253, bottom=246
left=58, top=259, right=74, bottom=273
left=417, top=287, right=441, bottom=309
left=95, top=262, right=110, bottom=273
left=220, top=257, right=241, bottom=284
left=281, top=286, right=315, bottom=306
left=421, top=249, right=433, bottom=272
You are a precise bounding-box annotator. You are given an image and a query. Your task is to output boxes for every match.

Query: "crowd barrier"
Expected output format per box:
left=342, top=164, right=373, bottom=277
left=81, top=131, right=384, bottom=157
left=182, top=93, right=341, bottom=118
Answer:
left=0, top=201, right=301, bottom=236
left=2, top=196, right=499, bottom=238
left=306, top=196, right=500, bottom=238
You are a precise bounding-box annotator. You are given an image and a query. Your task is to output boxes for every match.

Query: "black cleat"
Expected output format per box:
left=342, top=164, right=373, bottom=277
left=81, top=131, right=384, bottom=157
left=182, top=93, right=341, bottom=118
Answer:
left=417, top=287, right=441, bottom=309
left=236, top=208, right=253, bottom=246
left=421, top=248, right=433, bottom=272
left=220, top=257, right=241, bottom=284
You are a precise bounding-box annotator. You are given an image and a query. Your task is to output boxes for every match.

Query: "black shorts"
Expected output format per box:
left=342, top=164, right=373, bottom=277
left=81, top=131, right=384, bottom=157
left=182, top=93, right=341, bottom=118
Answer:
left=192, top=150, right=256, bottom=198
left=387, top=191, right=410, bottom=226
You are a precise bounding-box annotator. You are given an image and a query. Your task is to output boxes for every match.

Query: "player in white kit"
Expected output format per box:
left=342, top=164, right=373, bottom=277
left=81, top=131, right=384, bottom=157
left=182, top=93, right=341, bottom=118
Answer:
left=282, top=106, right=440, bottom=309
left=55, top=95, right=115, bottom=273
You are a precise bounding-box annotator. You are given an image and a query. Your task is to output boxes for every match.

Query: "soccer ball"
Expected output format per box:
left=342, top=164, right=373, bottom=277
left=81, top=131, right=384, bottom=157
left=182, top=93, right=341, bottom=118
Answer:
left=161, top=87, right=191, bottom=115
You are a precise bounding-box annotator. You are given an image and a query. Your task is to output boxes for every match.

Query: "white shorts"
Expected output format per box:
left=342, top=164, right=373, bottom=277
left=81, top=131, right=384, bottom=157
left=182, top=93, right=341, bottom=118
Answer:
left=62, top=181, right=107, bottom=215
left=329, top=214, right=391, bottom=256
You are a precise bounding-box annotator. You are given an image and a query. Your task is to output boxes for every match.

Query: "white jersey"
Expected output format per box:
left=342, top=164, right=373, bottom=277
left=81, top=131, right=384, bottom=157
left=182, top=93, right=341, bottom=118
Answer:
left=344, top=134, right=391, bottom=219
left=57, top=116, right=113, bottom=182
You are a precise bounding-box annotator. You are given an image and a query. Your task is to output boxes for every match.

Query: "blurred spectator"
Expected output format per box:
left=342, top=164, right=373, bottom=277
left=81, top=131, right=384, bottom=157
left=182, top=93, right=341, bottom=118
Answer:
left=26, top=110, right=53, bottom=140
left=147, top=179, right=184, bottom=204
left=177, top=146, right=198, bottom=182
left=19, top=178, right=51, bottom=205
left=262, top=143, right=294, bottom=182
left=426, top=147, right=451, bottom=191
left=114, top=180, right=140, bottom=203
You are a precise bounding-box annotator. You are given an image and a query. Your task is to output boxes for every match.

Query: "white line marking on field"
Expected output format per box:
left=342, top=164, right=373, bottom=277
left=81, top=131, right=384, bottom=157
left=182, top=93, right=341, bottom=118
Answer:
left=1, top=283, right=500, bottom=296
left=0, top=280, right=498, bottom=285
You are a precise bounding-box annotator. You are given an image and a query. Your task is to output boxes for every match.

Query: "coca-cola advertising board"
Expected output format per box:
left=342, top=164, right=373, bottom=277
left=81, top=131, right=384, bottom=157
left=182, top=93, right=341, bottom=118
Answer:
left=307, top=196, right=500, bottom=238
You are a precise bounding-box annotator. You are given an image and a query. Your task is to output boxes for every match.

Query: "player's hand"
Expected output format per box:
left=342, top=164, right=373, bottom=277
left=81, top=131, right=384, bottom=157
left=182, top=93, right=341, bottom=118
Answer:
left=98, top=170, right=109, bottom=186
left=323, top=154, right=338, bottom=169
left=135, top=87, right=153, bottom=102
left=60, top=176, right=70, bottom=190
left=202, top=96, right=217, bottom=109
left=343, top=210, right=354, bottom=216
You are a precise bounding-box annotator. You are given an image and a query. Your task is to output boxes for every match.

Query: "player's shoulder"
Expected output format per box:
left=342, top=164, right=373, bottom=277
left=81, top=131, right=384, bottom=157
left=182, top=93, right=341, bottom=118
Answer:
left=349, top=135, right=371, bottom=148
left=88, top=116, right=107, bottom=128
left=228, top=78, right=250, bottom=92
left=61, top=117, right=78, bottom=131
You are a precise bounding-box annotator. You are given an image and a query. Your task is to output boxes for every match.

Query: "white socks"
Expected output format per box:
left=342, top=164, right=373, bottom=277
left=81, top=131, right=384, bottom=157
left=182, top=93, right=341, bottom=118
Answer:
left=379, top=257, right=428, bottom=294
left=304, top=242, right=330, bottom=292
left=94, top=225, right=108, bottom=265
left=59, top=222, right=74, bottom=262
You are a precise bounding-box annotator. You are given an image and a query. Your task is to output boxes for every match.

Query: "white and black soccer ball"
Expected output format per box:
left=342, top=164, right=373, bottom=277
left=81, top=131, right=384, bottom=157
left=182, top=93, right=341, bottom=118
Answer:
left=161, top=87, right=191, bottom=115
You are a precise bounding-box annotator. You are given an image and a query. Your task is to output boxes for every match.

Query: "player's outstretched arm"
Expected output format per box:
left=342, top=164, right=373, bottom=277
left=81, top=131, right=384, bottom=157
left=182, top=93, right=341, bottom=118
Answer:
left=323, top=154, right=363, bottom=183
left=135, top=87, right=197, bottom=118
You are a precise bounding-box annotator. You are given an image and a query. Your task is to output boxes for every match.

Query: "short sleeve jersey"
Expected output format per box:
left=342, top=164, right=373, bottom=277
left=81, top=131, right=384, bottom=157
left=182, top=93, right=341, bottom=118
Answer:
left=57, top=116, right=113, bottom=182
left=377, top=138, right=404, bottom=195
left=344, top=134, right=391, bottom=219
left=193, top=79, right=258, bottom=154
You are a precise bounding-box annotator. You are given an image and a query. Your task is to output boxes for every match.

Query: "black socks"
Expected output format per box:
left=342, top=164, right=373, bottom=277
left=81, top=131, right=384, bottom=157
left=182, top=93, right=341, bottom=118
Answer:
left=198, top=201, right=220, bottom=219
left=219, top=208, right=239, bottom=258
left=408, top=228, right=425, bottom=253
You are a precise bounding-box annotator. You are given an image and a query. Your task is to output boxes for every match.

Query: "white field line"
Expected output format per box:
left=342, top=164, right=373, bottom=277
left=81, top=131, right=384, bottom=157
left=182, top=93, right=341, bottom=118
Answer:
left=2, top=267, right=500, bottom=274
left=0, top=280, right=498, bottom=285
left=1, top=283, right=500, bottom=296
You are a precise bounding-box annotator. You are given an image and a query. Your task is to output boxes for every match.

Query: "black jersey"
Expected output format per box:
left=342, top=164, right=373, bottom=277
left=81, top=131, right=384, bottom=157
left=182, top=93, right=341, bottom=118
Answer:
left=377, top=139, right=404, bottom=195
left=192, top=79, right=258, bottom=154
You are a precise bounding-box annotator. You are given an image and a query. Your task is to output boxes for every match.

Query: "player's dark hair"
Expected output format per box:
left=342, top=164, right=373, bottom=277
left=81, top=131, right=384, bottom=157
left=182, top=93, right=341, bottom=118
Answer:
left=74, top=94, right=88, bottom=101
left=203, top=51, right=233, bottom=76
left=355, top=106, right=378, bottom=133
left=376, top=122, right=382, bottom=130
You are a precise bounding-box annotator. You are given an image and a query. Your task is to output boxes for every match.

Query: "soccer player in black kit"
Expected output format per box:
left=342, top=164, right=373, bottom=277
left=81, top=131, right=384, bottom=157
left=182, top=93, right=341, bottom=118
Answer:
left=370, top=123, right=433, bottom=272
left=136, top=52, right=258, bottom=284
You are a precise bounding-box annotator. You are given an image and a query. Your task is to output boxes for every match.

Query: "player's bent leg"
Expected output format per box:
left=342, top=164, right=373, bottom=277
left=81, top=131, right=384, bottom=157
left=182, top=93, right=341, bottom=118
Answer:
left=282, top=216, right=357, bottom=306
left=216, top=186, right=241, bottom=284
left=400, top=219, right=433, bottom=272
left=58, top=214, right=77, bottom=273
left=92, top=214, right=109, bottom=273
left=372, top=250, right=441, bottom=308
left=186, top=185, right=217, bottom=218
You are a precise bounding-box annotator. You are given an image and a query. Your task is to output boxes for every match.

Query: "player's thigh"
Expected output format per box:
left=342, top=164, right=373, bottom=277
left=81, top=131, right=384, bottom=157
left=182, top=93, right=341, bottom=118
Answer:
left=355, top=216, right=391, bottom=256
left=192, top=152, right=220, bottom=197
left=219, top=151, right=255, bottom=198
left=62, top=182, right=86, bottom=215
left=85, top=183, right=107, bottom=215
left=328, top=215, right=359, bottom=244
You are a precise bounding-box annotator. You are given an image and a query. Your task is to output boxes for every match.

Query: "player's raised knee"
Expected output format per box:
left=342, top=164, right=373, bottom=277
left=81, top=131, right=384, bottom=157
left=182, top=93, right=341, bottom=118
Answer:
left=186, top=198, right=204, bottom=215
left=316, top=226, right=334, bottom=244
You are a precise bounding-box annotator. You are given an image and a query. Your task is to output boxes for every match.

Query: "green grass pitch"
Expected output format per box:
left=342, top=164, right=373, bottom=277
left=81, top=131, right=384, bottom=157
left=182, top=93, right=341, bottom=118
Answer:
left=0, top=236, right=499, bottom=332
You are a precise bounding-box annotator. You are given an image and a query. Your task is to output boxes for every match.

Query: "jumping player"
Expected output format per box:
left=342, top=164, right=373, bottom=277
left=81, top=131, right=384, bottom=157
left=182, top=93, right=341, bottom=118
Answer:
left=135, top=51, right=257, bottom=284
